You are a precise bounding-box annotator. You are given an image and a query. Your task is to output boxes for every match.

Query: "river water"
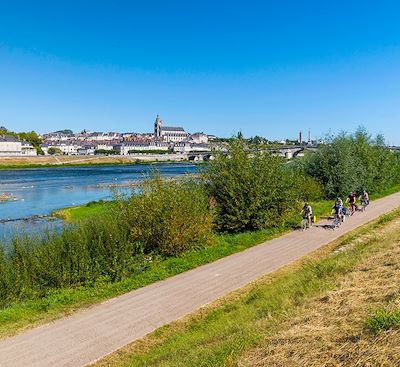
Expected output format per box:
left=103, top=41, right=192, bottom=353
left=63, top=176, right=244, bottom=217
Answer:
left=0, top=163, right=199, bottom=243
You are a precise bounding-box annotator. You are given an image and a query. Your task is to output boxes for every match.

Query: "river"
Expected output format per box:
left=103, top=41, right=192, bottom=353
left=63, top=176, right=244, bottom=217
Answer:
left=0, top=163, right=199, bottom=243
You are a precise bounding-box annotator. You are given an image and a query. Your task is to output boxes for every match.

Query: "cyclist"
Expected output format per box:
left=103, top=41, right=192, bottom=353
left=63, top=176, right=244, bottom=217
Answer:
left=332, top=200, right=343, bottom=227
left=360, top=190, right=369, bottom=210
left=346, top=192, right=357, bottom=215
left=301, top=203, right=313, bottom=230
left=336, top=196, right=343, bottom=207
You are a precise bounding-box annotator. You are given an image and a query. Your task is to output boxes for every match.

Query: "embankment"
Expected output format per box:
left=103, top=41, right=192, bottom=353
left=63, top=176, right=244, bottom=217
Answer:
left=0, top=154, right=186, bottom=168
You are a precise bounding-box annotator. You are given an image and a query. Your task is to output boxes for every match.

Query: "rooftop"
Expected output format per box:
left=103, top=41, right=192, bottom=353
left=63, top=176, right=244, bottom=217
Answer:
left=0, top=135, right=20, bottom=142
left=161, top=126, right=185, bottom=132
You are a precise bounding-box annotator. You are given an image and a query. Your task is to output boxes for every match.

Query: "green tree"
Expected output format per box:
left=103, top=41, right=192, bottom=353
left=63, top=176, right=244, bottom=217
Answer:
left=301, top=127, right=400, bottom=198
left=48, top=147, right=62, bottom=155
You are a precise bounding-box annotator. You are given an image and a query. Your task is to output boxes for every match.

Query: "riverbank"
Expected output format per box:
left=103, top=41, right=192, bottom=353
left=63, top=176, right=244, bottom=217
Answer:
left=2, top=195, right=400, bottom=367
left=0, top=154, right=191, bottom=169
left=52, top=200, right=112, bottom=222
left=1, top=188, right=395, bottom=339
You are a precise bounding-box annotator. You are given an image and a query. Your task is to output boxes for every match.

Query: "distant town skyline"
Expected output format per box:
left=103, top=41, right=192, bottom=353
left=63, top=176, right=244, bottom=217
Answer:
left=1, top=2, right=400, bottom=144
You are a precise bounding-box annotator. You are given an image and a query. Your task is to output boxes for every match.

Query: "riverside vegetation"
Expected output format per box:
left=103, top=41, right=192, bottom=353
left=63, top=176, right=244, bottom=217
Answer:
left=0, top=128, right=399, bottom=338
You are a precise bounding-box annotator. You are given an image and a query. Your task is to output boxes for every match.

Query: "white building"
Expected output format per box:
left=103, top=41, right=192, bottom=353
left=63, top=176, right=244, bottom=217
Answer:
left=173, top=142, right=211, bottom=153
left=190, top=132, right=209, bottom=144
left=0, top=135, right=22, bottom=156
left=80, top=132, right=121, bottom=142
left=96, top=143, right=116, bottom=151
left=154, top=115, right=188, bottom=142
left=77, top=145, right=96, bottom=155
left=42, top=132, right=73, bottom=142
left=117, top=141, right=170, bottom=155
left=21, top=141, right=38, bottom=156
left=0, top=135, right=37, bottom=156
left=41, top=142, right=82, bottom=155
left=173, top=142, right=192, bottom=153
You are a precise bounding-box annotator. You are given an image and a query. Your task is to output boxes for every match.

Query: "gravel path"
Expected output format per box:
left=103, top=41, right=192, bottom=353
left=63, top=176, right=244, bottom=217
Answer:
left=1, top=193, right=399, bottom=367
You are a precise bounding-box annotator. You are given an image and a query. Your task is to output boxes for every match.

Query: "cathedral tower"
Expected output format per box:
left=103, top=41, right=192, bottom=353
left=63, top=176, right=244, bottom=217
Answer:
left=154, top=115, right=162, bottom=139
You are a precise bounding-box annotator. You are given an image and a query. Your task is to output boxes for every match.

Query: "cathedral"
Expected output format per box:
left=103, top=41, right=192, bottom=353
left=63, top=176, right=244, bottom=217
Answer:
left=154, top=115, right=188, bottom=142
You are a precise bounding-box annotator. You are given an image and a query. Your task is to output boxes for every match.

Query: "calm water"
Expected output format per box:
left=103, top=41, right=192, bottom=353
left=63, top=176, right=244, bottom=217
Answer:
left=0, top=163, right=198, bottom=242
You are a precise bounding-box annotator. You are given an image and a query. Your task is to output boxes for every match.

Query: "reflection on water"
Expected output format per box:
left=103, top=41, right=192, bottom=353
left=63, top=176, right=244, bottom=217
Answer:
left=1, top=217, right=64, bottom=246
left=0, top=163, right=198, bottom=243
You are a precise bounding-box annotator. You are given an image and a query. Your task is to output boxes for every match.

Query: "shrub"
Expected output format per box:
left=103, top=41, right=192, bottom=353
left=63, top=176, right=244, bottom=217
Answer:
left=204, top=139, right=320, bottom=232
left=117, top=176, right=215, bottom=256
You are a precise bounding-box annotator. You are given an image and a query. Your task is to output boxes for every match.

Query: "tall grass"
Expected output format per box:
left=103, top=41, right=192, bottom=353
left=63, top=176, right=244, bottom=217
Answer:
left=0, top=176, right=213, bottom=308
left=116, top=177, right=215, bottom=256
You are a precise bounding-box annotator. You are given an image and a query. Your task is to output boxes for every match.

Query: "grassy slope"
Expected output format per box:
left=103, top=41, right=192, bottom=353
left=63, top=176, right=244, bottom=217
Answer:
left=92, top=208, right=400, bottom=367
left=239, top=217, right=400, bottom=366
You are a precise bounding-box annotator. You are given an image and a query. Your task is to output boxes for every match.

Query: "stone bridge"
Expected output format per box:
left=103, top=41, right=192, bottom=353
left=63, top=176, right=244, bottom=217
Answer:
left=184, top=145, right=319, bottom=161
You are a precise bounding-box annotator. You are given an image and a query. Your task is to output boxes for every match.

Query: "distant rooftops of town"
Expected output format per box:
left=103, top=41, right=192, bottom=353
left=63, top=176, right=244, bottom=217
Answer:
left=0, top=135, right=20, bottom=142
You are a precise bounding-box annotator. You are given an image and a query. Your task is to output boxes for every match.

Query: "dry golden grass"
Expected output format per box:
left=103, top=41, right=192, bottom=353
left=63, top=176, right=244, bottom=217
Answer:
left=238, top=220, right=400, bottom=367
left=0, top=155, right=141, bottom=166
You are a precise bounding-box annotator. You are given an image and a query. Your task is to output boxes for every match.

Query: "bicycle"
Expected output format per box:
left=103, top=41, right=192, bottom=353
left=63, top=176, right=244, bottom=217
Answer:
left=361, top=199, right=369, bottom=212
left=301, top=216, right=311, bottom=231
left=332, top=213, right=341, bottom=229
left=348, top=202, right=356, bottom=216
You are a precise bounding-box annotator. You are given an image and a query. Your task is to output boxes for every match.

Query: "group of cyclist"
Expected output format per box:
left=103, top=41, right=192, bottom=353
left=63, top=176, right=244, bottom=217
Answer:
left=301, top=190, right=370, bottom=230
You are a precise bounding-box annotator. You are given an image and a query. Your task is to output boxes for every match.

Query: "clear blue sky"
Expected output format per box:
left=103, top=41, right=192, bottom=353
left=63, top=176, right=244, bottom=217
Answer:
left=1, top=1, right=400, bottom=143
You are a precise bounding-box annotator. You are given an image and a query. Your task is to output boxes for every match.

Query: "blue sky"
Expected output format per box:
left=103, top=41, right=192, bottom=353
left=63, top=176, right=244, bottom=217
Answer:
left=1, top=1, right=400, bottom=143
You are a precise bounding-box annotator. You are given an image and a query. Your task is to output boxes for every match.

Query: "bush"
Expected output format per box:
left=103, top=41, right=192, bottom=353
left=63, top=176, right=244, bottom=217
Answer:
left=301, top=128, right=400, bottom=198
left=204, top=139, right=321, bottom=232
left=117, top=176, right=215, bottom=256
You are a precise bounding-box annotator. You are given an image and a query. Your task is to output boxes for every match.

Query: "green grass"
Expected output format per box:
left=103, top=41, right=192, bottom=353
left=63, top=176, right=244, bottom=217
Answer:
left=56, top=198, right=335, bottom=225
left=366, top=308, right=400, bottom=332
left=0, top=225, right=287, bottom=338
left=370, top=184, right=400, bottom=200
left=97, top=209, right=400, bottom=367
left=52, top=200, right=112, bottom=222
